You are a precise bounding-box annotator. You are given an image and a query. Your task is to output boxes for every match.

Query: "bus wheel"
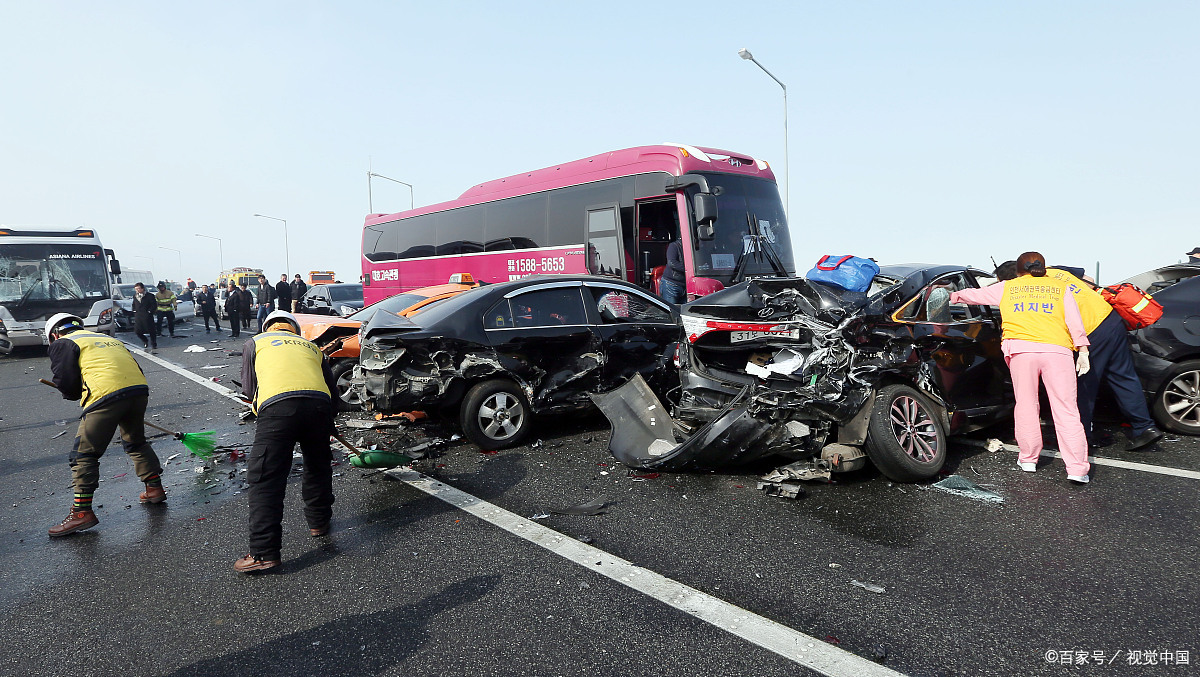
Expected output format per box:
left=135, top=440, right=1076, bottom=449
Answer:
left=460, top=379, right=531, bottom=449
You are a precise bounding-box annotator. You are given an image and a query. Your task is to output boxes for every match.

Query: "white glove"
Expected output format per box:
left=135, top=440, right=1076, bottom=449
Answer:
left=1075, top=349, right=1090, bottom=376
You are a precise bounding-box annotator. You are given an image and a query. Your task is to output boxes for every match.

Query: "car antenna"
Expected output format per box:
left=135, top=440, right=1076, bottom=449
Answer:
left=990, top=255, right=998, bottom=269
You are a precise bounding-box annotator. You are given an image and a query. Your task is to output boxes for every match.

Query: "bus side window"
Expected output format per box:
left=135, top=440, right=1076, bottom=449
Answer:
left=586, top=207, right=622, bottom=278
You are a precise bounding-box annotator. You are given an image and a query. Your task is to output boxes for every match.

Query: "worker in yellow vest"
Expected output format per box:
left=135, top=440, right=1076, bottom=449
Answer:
left=994, top=262, right=1163, bottom=451
left=951, top=252, right=1093, bottom=483
left=154, top=282, right=179, bottom=338
left=44, top=313, right=165, bottom=536
left=234, top=310, right=338, bottom=573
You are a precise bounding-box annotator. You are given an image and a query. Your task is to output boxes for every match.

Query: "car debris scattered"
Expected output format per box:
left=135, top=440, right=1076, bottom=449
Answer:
left=850, top=579, right=887, bottom=594
left=932, top=475, right=1003, bottom=503
left=553, top=496, right=610, bottom=516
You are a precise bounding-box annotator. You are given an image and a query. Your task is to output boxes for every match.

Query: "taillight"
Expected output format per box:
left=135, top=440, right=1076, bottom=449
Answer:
left=681, top=314, right=797, bottom=343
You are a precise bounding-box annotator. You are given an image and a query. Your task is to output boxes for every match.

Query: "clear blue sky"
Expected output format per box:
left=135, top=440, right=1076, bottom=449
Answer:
left=2, top=1, right=1196, bottom=284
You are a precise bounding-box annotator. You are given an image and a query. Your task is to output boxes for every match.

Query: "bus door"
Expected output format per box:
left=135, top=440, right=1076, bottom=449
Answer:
left=585, top=204, right=626, bottom=281
left=633, top=198, right=680, bottom=294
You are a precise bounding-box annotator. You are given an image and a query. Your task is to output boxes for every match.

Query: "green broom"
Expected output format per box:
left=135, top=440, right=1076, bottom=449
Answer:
left=40, top=378, right=217, bottom=458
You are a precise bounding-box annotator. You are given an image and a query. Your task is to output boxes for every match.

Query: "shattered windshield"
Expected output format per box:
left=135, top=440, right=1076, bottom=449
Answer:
left=691, top=174, right=795, bottom=286
left=0, top=244, right=110, bottom=305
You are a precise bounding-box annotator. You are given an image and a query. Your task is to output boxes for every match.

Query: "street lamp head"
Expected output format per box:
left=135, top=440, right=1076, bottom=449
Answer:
left=738, top=48, right=753, bottom=60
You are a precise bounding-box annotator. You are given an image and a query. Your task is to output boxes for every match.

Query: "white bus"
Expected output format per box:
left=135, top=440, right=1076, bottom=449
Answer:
left=0, top=227, right=122, bottom=350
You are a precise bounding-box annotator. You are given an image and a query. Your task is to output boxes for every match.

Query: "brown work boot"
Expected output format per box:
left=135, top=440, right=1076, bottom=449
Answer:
left=139, top=484, right=166, bottom=504
left=233, top=554, right=280, bottom=573
left=48, top=509, right=99, bottom=537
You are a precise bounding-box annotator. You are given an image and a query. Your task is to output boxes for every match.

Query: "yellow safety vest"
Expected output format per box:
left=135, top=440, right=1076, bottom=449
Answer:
left=250, top=331, right=330, bottom=413
left=998, top=276, right=1074, bottom=350
left=155, top=291, right=177, bottom=312
left=1045, top=268, right=1112, bottom=335
left=64, top=330, right=148, bottom=410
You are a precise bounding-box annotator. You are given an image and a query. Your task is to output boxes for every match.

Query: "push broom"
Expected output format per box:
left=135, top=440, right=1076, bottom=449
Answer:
left=39, top=379, right=217, bottom=458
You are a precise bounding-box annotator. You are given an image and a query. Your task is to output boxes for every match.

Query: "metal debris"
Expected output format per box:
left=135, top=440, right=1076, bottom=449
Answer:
left=932, top=475, right=1003, bottom=503
left=761, top=458, right=832, bottom=483
left=552, top=497, right=609, bottom=516
left=757, top=481, right=805, bottom=499
left=850, top=579, right=886, bottom=594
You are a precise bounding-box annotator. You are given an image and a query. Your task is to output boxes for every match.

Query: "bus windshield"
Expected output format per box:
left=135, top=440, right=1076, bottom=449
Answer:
left=0, top=243, right=111, bottom=305
left=691, top=174, right=794, bottom=286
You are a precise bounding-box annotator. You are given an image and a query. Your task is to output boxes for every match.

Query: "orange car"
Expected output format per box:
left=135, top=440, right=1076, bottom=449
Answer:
left=296, top=277, right=479, bottom=409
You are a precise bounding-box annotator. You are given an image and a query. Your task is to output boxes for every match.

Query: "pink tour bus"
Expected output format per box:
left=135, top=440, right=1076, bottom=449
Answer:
left=360, top=143, right=793, bottom=305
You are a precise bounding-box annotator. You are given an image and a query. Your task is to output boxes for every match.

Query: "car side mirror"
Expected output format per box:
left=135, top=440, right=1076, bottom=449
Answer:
left=693, top=193, right=717, bottom=229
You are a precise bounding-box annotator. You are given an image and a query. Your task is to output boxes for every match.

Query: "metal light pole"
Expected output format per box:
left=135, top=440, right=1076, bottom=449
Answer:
left=194, top=233, right=223, bottom=272
left=368, top=172, right=415, bottom=213
left=738, top=48, right=788, bottom=216
left=253, top=214, right=289, bottom=276
left=158, top=246, right=183, bottom=282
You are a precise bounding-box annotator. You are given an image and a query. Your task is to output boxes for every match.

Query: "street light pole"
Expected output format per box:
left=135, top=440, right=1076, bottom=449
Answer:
left=158, top=246, right=183, bottom=282
left=367, top=172, right=415, bottom=213
left=253, top=214, right=289, bottom=276
left=194, top=233, right=223, bottom=271
left=738, top=48, right=788, bottom=217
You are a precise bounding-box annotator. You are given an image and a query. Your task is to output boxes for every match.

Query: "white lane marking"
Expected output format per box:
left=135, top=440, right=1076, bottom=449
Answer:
left=957, top=439, right=1200, bottom=480
left=387, top=468, right=905, bottom=677
left=123, top=342, right=247, bottom=405
left=137, top=341, right=903, bottom=674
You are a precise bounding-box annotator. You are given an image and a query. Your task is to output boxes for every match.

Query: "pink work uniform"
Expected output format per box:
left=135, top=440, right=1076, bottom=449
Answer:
left=951, top=282, right=1091, bottom=477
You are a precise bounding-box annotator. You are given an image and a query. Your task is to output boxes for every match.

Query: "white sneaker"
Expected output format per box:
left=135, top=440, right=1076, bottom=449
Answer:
left=1018, top=462, right=1036, bottom=472
left=1067, top=474, right=1090, bottom=484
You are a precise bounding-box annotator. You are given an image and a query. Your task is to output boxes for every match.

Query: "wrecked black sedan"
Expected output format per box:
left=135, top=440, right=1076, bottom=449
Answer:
left=1123, top=264, right=1200, bottom=435
left=594, top=265, right=1012, bottom=482
left=354, top=275, right=678, bottom=448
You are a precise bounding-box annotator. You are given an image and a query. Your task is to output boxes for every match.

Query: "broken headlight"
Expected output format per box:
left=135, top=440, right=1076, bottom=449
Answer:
left=361, top=346, right=407, bottom=370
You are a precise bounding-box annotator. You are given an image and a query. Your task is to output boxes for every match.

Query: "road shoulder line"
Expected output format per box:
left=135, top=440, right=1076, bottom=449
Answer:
left=957, top=438, right=1200, bottom=480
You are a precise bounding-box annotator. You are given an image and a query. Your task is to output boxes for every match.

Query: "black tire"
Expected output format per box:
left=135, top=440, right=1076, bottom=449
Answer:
left=330, top=360, right=362, bottom=412
left=460, top=379, right=531, bottom=449
left=1152, top=359, right=1200, bottom=435
left=864, top=384, right=948, bottom=482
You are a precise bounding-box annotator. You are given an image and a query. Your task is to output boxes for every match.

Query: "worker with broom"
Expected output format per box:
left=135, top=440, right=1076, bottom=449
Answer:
left=234, top=309, right=338, bottom=574
left=44, top=313, right=166, bottom=537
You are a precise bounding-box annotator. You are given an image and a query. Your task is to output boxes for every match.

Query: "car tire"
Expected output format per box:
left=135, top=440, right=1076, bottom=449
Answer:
left=330, top=360, right=362, bottom=412
left=864, top=384, right=947, bottom=482
left=460, top=379, right=531, bottom=449
left=1152, top=359, right=1200, bottom=435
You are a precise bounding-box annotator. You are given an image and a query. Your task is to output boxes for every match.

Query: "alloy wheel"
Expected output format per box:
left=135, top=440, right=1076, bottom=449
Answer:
left=888, top=395, right=939, bottom=463
left=1162, top=369, right=1200, bottom=429
left=477, top=391, right=525, bottom=441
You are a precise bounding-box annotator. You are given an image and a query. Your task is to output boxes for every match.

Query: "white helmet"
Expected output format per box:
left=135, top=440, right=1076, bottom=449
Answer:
left=263, top=309, right=301, bottom=333
left=45, top=313, right=84, bottom=340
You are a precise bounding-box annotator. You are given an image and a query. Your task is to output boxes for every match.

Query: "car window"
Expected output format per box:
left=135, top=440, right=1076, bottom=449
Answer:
left=590, top=288, right=672, bottom=324
left=510, top=287, right=587, bottom=328
left=895, top=273, right=983, bottom=323
left=485, top=299, right=515, bottom=328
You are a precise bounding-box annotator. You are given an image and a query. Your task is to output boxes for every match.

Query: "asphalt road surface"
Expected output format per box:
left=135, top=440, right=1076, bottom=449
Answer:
left=2, top=326, right=1198, bottom=676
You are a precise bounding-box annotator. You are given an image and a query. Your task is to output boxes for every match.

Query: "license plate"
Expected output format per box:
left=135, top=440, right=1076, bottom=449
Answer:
left=730, top=329, right=798, bottom=343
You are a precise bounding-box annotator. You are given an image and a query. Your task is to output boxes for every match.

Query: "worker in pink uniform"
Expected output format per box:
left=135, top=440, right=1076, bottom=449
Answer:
left=950, top=252, right=1093, bottom=483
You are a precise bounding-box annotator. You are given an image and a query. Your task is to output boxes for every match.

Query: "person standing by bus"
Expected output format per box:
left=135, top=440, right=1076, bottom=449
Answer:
left=233, top=310, right=338, bottom=573
left=290, top=274, right=307, bottom=312
left=44, top=313, right=166, bottom=536
left=132, top=282, right=157, bottom=352
left=225, top=282, right=242, bottom=339
left=659, top=237, right=687, bottom=304
left=154, top=282, right=178, bottom=338
left=255, top=274, right=276, bottom=333
left=951, top=252, right=1092, bottom=483
left=239, top=283, right=252, bottom=330
left=275, top=274, right=292, bottom=319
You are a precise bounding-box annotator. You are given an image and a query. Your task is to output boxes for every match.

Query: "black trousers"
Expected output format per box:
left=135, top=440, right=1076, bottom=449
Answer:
left=156, top=310, right=176, bottom=336
left=1077, top=311, right=1156, bottom=437
left=134, top=316, right=157, bottom=348
left=201, top=307, right=221, bottom=330
left=227, top=310, right=240, bottom=337
left=246, top=397, right=335, bottom=560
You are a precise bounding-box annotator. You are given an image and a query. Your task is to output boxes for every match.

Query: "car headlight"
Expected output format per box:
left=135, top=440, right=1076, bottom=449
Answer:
left=340, top=305, right=355, bottom=316
left=360, top=346, right=407, bottom=370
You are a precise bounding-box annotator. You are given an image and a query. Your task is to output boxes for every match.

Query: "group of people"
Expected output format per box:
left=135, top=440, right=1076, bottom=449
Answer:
left=951, top=251, right=1163, bottom=484
left=128, top=281, right=183, bottom=352
left=182, top=273, right=311, bottom=340
left=43, top=309, right=338, bottom=576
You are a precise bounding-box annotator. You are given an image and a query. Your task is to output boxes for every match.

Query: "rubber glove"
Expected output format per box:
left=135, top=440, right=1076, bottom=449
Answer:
left=1075, top=349, right=1090, bottom=376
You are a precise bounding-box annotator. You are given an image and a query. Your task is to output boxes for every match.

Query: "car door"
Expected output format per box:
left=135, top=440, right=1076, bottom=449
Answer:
left=482, top=282, right=600, bottom=411
left=890, top=270, right=1012, bottom=430
left=583, top=282, right=678, bottom=393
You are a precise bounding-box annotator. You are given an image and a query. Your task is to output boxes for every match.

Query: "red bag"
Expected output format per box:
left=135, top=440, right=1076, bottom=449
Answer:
left=1100, top=283, right=1163, bottom=330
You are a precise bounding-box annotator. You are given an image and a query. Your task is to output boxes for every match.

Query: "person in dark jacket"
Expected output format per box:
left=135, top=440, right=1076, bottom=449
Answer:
left=290, top=274, right=308, bottom=312
left=239, top=283, right=252, bottom=329
left=131, top=282, right=158, bottom=351
left=255, top=275, right=276, bottom=333
left=197, top=284, right=221, bottom=332
left=659, top=238, right=687, bottom=304
left=224, top=283, right=242, bottom=338
left=233, top=310, right=338, bottom=573
left=275, top=274, right=292, bottom=318
left=44, top=313, right=165, bottom=536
